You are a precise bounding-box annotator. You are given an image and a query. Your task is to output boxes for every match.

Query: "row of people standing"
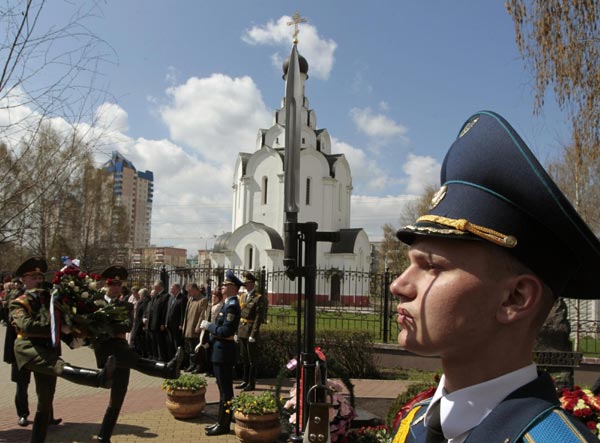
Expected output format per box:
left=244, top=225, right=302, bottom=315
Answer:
left=2, top=257, right=184, bottom=443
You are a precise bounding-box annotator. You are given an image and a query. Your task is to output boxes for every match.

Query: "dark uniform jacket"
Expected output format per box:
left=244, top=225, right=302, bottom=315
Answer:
left=237, top=289, right=267, bottom=340
left=394, top=373, right=597, bottom=443
left=164, top=292, right=186, bottom=333
left=91, top=295, right=136, bottom=369
left=207, top=296, right=240, bottom=364
left=9, top=289, right=56, bottom=370
left=148, top=290, right=168, bottom=332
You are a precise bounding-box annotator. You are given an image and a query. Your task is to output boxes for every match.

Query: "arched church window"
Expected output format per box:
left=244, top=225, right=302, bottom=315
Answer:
left=306, top=177, right=311, bottom=205
left=262, top=176, right=268, bottom=205
left=247, top=245, right=253, bottom=269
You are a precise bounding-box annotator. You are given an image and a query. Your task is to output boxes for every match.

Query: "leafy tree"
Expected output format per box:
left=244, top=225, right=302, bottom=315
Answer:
left=506, top=0, right=600, bottom=174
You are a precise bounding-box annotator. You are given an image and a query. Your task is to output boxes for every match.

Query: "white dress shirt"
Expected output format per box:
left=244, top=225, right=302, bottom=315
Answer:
left=425, top=363, right=538, bottom=443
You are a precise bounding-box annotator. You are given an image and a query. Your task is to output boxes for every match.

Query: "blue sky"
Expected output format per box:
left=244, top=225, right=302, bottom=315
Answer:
left=16, top=1, right=572, bottom=254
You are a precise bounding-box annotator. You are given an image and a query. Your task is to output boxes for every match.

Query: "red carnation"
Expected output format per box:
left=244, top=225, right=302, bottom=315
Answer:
left=52, top=277, right=60, bottom=284
left=78, top=272, right=87, bottom=279
left=587, top=421, right=597, bottom=430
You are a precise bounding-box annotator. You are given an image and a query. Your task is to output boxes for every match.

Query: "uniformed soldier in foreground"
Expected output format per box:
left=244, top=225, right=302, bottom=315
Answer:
left=3, top=272, right=62, bottom=428
left=9, top=257, right=115, bottom=443
left=199, top=270, right=242, bottom=436
left=391, top=111, right=600, bottom=443
left=92, top=265, right=183, bottom=443
left=236, top=271, right=267, bottom=391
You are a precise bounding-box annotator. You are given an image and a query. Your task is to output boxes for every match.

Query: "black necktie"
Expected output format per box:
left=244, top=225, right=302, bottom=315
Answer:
left=426, top=401, right=447, bottom=443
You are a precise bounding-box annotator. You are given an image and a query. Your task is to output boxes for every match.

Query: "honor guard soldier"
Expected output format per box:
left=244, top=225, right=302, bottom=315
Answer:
left=199, top=270, right=242, bottom=436
left=9, top=257, right=116, bottom=443
left=236, top=271, right=268, bottom=391
left=391, top=111, right=600, bottom=443
left=92, top=265, right=183, bottom=443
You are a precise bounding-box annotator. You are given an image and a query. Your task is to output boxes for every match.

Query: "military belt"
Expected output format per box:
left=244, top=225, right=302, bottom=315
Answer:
left=213, top=335, right=235, bottom=341
left=240, top=318, right=255, bottom=324
left=17, top=332, right=51, bottom=339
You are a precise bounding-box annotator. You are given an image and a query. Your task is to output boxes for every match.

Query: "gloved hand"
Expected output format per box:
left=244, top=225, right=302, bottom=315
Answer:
left=234, top=334, right=238, bottom=343
left=194, top=342, right=202, bottom=353
left=248, top=336, right=255, bottom=343
left=199, top=320, right=209, bottom=330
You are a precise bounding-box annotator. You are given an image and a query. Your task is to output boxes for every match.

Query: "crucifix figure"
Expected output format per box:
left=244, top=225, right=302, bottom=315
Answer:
left=287, top=11, right=307, bottom=44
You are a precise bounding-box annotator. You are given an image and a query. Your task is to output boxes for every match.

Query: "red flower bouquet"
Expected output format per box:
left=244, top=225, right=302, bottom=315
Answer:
left=559, top=386, right=600, bottom=436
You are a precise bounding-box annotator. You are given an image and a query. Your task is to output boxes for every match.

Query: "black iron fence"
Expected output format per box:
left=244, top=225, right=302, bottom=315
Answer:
left=3, top=265, right=600, bottom=353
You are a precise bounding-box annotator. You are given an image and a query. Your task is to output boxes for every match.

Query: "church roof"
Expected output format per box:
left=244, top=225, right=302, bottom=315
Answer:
left=246, top=222, right=284, bottom=250
left=330, top=228, right=363, bottom=254
left=213, top=232, right=232, bottom=253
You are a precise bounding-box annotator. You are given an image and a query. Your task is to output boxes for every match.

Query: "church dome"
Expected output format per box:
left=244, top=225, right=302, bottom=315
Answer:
left=282, top=53, right=309, bottom=77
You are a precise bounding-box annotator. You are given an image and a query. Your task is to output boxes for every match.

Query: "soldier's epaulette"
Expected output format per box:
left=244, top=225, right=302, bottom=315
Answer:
left=14, top=294, right=33, bottom=315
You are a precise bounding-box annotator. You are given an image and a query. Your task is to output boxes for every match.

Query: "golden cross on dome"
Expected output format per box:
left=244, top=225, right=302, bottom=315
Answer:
left=287, top=11, right=307, bottom=45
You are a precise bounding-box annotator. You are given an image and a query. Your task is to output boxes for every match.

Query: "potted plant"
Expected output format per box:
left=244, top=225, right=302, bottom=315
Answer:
left=232, top=390, right=281, bottom=443
left=161, top=373, right=208, bottom=419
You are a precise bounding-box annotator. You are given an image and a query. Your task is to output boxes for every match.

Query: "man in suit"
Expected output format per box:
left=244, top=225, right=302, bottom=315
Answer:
left=164, top=283, right=186, bottom=361
left=147, top=280, right=169, bottom=362
left=199, top=270, right=241, bottom=436
left=236, top=271, right=267, bottom=391
left=92, top=266, right=183, bottom=443
left=391, top=111, right=600, bottom=443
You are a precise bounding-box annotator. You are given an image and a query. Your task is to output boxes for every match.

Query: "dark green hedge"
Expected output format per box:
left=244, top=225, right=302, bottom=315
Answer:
left=251, top=327, right=380, bottom=379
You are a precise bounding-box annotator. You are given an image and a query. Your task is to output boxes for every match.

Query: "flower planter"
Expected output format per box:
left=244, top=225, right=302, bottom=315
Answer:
left=165, top=387, right=206, bottom=419
left=234, top=411, right=281, bottom=443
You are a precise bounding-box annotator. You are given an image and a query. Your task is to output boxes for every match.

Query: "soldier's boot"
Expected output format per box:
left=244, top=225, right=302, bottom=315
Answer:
left=49, top=407, right=62, bottom=426
left=30, top=411, right=50, bottom=443
left=241, top=365, right=256, bottom=391
left=96, top=406, right=120, bottom=443
left=236, top=365, right=249, bottom=389
left=205, top=402, right=223, bottom=432
left=135, top=347, right=183, bottom=379
left=184, top=352, right=196, bottom=372
left=60, top=355, right=115, bottom=389
left=205, top=401, right=232, bottom=436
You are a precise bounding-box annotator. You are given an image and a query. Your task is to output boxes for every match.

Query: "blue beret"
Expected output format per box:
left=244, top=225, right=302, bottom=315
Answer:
left=397, top=111, right=600, bottom=299
left=223, top=270, right=243, bottom=289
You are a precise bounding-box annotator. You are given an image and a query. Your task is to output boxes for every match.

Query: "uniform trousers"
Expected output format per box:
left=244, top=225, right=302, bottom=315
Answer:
left=11, top=363, right=30, bottom=417
left=213, top=363, right=234, bottom=403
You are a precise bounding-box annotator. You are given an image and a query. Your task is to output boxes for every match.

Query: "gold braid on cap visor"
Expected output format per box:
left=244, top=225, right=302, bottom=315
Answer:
left=416, top=215, right=518, bottom=248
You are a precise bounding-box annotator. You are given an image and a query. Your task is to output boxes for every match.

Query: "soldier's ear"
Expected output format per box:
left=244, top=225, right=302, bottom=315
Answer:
left=496, top=273, right=543, bottom=325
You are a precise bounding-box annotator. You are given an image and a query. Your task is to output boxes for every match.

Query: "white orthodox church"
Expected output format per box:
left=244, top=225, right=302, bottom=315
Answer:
left=210, top=46, right=371, bottom=304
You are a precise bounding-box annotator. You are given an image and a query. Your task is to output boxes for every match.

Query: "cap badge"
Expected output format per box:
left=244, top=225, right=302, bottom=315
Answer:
left=459, top=116, right=479, bottom=138
left=430, top=185, right=447, bottom=209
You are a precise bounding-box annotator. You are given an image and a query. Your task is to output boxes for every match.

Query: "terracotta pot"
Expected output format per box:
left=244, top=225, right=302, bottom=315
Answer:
left=165, top=387, right=206, bottom=419
left=234, top=411, right=281, bottom=443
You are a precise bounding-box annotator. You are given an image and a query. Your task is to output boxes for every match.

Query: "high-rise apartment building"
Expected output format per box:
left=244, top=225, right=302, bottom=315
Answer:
left=103, top=151, right=153, bottom=249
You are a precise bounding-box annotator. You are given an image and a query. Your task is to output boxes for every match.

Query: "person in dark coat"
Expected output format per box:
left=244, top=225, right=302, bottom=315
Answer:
left=163, top=283, right=186, bottom=361
left=390, top=111, right=600, bottom=443
left=10, top=257, right=116, bottom=443
left=92, top=266, right=183, bottom=443
left=147, top=280, right=169, bottom=362
left=199, top=270, right=241, bottom=436
left=130, top=288, right=150, bottom=357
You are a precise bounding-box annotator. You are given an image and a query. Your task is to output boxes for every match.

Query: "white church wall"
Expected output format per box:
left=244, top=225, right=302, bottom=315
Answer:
left=245, top=149, right=284, bottom=232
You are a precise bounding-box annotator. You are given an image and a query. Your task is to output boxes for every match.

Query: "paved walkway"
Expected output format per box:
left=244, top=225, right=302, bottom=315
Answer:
left=0, top=326, right=409, bottom=443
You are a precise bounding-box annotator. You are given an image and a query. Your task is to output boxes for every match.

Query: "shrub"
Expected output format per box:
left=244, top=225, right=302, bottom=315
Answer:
left=232, top=390, right=278, bottom=415
left=385, top=382, right=436, bottom=429
left=161, top=373, right=207, bottom=394
left=253, top=327, right=379, bottom=379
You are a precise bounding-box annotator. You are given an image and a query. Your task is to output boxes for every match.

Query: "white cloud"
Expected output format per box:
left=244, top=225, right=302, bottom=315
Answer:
left=95, top=102, right=129, bottom=133
left=243, top=15, right=337, bottom=80
left=350, top=194, right=418, bottom=241
left=350, top=107, right=408, bottom=140
left=332, top=137, right=398, bottom=192
left=159, top=74, right=271, bottom=165
left=403, top=153, right=440, bottom=194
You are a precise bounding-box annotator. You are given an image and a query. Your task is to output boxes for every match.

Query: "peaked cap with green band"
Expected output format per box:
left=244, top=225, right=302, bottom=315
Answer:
left=397, top=110, right=600, bottom=299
